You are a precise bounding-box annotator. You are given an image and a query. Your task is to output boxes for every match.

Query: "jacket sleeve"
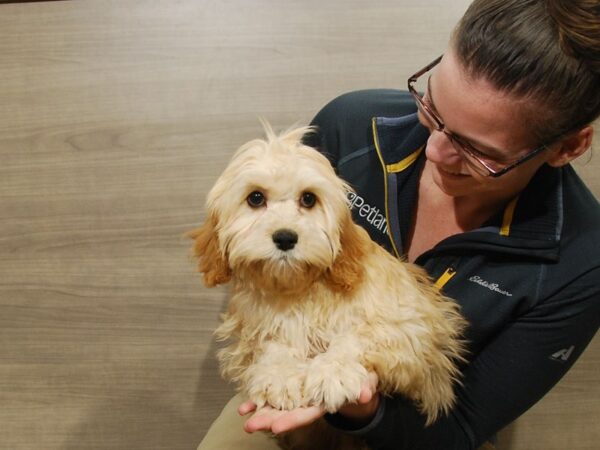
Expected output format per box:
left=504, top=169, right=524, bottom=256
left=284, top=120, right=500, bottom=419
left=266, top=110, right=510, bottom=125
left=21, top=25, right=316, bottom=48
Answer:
left=327, top=265, right=600, bottom=450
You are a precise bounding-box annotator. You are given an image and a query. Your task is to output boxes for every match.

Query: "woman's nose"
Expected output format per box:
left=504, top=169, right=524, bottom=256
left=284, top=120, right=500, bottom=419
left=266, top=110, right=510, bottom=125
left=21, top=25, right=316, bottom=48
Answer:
left=425, top=130, right=463, bottom=164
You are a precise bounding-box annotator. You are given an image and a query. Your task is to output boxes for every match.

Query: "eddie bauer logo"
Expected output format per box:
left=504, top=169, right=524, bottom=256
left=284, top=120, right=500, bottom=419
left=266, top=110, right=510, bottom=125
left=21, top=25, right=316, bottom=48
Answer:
left=468, top=276, right=513, bottom=297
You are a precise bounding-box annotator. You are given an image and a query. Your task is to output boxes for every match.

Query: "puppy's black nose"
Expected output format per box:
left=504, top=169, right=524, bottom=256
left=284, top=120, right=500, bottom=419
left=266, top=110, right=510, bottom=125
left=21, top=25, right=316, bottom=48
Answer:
left=272, top=229, right=298, bottom=251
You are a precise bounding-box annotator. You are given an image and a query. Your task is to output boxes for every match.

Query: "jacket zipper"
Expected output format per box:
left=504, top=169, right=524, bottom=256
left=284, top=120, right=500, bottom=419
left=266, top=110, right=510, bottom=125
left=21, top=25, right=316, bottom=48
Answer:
left=371, top=118, right=401, bottom=258
left=434, top=266, right=457, bottom=290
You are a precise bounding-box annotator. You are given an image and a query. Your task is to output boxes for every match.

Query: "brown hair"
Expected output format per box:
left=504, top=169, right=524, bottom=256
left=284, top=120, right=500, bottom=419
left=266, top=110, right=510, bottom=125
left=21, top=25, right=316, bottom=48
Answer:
left=452, top=0, right=600, bottom=142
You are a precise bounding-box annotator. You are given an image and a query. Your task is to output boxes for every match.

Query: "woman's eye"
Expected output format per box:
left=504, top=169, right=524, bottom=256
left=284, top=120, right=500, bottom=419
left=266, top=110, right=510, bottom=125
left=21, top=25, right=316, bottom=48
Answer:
left=467, top=144, right=503, bottom=163
left=247, top=191, right=266, bottom=208
left=300, top=192, right=317, bottom=208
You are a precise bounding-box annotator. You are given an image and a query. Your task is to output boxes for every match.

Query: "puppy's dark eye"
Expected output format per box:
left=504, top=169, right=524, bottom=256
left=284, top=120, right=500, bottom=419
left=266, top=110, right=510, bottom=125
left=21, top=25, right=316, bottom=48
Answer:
left=300, top=192, right=317, bottom=208
left=247, top=191, right=266, bottom=208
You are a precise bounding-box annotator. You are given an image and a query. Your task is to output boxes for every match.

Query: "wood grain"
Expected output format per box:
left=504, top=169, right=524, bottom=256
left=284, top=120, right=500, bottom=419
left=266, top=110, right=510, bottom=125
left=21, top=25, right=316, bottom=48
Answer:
left=0, top=1, right=597, bottom=449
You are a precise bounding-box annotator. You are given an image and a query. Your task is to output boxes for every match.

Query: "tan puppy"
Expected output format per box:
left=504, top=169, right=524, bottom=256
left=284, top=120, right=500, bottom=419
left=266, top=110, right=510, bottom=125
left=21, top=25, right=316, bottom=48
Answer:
left=190, top=123, right=466, bottom=446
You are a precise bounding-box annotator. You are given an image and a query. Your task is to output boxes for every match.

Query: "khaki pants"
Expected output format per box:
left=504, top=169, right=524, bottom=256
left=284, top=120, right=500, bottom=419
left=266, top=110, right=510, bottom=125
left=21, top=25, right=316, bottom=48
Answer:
left=197, top=394, right=496, bottom=450
left=197, top=394, right=280, bottom=450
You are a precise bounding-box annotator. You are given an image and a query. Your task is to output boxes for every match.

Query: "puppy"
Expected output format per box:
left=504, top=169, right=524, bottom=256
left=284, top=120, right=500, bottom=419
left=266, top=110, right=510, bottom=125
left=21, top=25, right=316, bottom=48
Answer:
left=189, top=123, right=467, bottom=448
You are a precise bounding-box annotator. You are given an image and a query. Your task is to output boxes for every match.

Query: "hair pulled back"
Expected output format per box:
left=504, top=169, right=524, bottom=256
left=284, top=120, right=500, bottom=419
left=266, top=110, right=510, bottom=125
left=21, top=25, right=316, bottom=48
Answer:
left=452, top=0, right=600, bottom=142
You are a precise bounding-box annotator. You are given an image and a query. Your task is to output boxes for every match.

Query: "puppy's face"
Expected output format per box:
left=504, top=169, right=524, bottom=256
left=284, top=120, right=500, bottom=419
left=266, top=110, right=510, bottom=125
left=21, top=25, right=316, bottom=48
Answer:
left=203, top=126, right=351, bottom=287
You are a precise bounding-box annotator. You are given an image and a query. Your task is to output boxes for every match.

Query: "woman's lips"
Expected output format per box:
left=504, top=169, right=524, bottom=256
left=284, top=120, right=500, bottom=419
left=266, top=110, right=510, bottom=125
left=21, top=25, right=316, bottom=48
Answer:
left=438, top=166, right=470, bottom=177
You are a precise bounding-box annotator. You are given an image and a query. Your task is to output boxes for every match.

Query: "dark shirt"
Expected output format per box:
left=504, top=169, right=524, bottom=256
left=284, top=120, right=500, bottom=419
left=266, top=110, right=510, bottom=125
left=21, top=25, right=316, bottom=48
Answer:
left=306, top=89, right=600, bottom=449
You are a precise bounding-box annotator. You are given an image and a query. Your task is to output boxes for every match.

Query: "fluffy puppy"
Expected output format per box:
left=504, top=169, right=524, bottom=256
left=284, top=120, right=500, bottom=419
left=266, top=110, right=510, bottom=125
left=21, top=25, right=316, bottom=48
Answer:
left=189, top=123, right=467, bottom=447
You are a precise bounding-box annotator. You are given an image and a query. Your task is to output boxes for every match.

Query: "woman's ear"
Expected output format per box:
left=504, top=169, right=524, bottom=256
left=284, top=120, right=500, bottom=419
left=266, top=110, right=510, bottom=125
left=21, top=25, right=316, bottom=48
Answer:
left=323, top=214, right=369, bottom=294
left=547, top=125, right=594, bottom=167
left=187, top=214, right=231, bottom=287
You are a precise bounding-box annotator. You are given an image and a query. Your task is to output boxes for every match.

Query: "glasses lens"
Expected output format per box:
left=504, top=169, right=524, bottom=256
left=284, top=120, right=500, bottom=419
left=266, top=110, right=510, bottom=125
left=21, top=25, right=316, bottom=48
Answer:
left=411, top=71, right=429, bottom=98
left=414, top=99, right=440, bottom=130
left=447, top=135, right=496, bottom=177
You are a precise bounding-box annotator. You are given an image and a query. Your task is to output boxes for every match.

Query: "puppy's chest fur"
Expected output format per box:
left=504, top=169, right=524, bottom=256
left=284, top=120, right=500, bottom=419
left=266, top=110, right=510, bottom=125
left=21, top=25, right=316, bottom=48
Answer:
left=220, top=279, right=362, bottom=358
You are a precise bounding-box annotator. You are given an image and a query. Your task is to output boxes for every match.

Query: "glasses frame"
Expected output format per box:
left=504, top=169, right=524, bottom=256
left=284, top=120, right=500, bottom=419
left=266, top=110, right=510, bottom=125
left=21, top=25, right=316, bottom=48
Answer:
left=407, top=55, right=549, bottom=178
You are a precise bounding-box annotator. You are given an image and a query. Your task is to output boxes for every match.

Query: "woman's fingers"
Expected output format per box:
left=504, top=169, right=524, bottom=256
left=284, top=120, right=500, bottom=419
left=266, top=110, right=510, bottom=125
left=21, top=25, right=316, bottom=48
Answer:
left=360, top=371, right=379, bottom=403
left=243, top=407, right=283, bottom=433
left=337, top=371, right=380, bottom=424
left=238, top=400, right=257, bottom=416
left=241, top=404, right=325, bottom=434
left=270, top=405, right=325, bottom=434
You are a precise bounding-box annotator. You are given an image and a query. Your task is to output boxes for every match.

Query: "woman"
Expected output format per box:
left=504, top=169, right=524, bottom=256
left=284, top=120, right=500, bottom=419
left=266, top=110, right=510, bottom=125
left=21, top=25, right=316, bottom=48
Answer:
left=198, top=0, right=600, bottom=448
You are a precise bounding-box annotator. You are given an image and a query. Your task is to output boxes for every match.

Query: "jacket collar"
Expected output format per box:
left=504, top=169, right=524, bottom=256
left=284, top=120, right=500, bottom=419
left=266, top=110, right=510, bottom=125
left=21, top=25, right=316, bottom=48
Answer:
left=373, top=114, right=430, bottom=166
left=372, top=115, right=563, bottom=262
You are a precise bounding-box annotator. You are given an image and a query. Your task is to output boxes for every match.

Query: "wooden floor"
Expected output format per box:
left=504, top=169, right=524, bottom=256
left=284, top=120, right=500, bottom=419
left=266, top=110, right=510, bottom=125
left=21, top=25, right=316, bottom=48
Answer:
left=0, top=1, right=597, bottom=449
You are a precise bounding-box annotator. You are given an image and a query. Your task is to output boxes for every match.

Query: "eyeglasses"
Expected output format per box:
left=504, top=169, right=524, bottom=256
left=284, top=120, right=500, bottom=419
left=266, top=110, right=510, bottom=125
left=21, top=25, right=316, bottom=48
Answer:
left=407, top=55, right=549, bottom=178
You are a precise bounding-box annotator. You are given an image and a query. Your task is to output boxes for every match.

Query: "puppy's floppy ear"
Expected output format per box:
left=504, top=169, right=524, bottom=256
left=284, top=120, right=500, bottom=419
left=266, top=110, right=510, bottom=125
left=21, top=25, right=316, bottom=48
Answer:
left=187, top=214, right=231, bottom=287
left=324, top=214, right=369, bottom=294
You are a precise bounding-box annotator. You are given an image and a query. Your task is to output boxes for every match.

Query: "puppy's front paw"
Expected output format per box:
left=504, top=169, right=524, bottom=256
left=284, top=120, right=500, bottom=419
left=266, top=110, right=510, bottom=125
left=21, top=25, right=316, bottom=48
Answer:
left=304, top=357, right=367, bottom=412
left=244, top=364, right=307, bottom=411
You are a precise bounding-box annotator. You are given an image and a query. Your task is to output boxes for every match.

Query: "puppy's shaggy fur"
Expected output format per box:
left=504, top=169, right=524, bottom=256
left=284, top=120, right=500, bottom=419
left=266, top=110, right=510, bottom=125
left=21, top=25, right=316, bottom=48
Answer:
left=190, top=124, right=467, bottom=447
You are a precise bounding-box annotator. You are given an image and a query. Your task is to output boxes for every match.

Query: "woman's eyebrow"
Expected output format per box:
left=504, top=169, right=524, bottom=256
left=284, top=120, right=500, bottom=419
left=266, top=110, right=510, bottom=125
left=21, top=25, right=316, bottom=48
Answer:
left=427, top=76, right=506, bottom=157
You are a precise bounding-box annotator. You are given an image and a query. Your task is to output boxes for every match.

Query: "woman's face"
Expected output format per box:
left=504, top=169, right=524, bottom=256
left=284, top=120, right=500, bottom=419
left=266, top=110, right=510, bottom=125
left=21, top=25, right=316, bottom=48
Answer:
left=421, top=49, right=553, bottom=202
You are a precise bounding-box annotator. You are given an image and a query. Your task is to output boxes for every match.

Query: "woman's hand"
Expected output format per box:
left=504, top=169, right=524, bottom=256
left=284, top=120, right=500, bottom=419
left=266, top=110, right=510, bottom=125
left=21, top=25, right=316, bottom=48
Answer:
left=239, top=372, right=380, bottom=434
left=337, top=371, right=380, bottom=426
left=239, top=401, right=326, bottom=434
